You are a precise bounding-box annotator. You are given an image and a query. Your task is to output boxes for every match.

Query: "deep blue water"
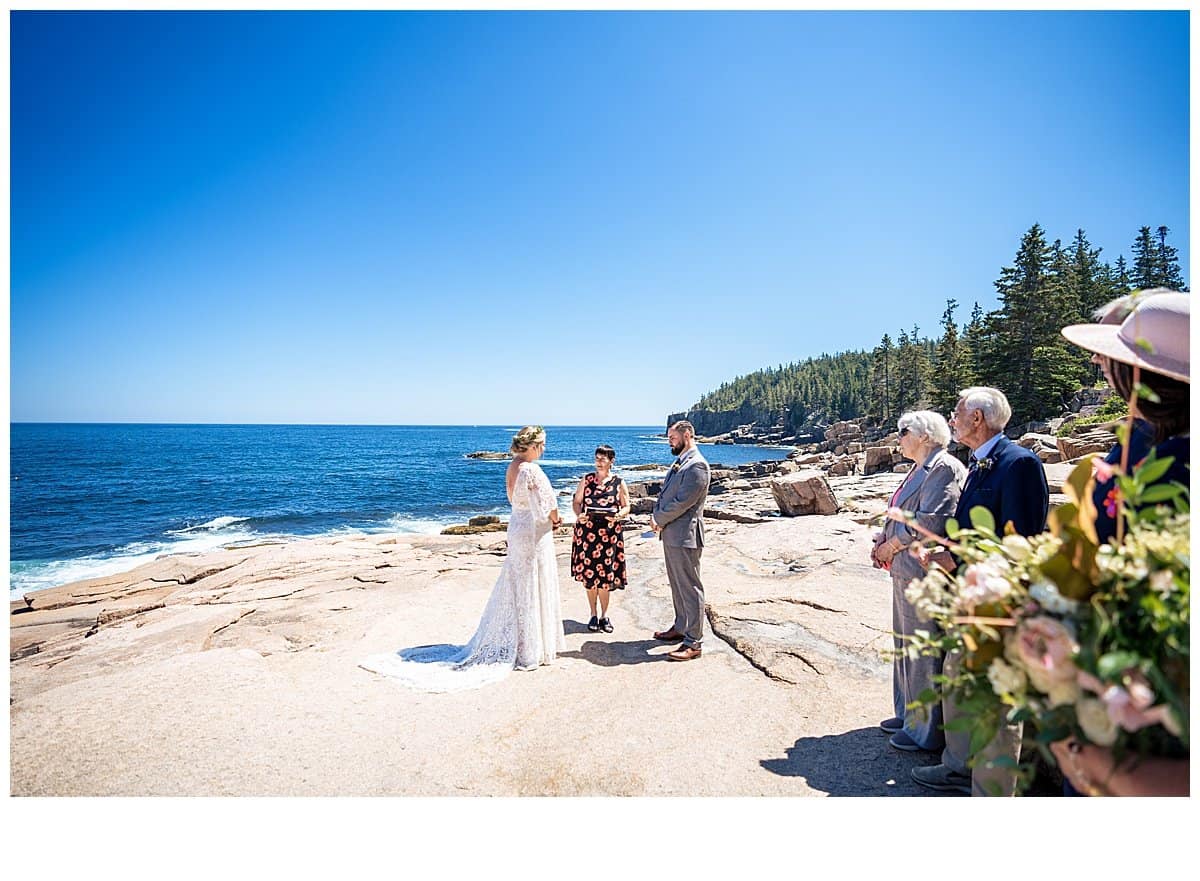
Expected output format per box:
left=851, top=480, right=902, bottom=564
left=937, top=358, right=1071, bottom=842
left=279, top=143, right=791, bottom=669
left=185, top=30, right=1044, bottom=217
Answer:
left=9, top=424, right=790, bottom=596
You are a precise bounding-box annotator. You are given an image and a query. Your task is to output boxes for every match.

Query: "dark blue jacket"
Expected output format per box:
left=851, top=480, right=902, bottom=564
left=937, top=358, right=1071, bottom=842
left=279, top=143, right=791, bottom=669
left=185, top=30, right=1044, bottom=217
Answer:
left=1093, top=432, right=1190, bottom=545
left=955, top=434, right=1049, bottom=538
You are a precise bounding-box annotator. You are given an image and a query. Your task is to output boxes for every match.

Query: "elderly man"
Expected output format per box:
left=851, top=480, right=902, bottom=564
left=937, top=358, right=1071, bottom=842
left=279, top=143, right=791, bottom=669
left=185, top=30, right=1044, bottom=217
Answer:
left=650, top=420, right=711, bottom=661
left=910, top=386, right=1049, bottom=796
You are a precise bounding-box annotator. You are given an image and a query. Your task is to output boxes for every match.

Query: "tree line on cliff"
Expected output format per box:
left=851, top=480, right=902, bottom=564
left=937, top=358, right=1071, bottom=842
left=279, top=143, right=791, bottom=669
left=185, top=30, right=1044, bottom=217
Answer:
left=689, top=224, right=1186, bottom=433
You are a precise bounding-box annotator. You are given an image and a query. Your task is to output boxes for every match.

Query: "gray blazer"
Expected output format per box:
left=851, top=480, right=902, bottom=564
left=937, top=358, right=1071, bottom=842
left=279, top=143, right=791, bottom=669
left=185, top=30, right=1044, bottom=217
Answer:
left=653, top=447, right=711, bottom=549
left=884, top=447, right=967, bottom=587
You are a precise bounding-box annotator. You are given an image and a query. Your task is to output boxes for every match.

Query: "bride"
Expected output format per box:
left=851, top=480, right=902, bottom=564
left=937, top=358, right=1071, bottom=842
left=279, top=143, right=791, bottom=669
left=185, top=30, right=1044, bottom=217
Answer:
left=359, top=425, right=567, bottom=692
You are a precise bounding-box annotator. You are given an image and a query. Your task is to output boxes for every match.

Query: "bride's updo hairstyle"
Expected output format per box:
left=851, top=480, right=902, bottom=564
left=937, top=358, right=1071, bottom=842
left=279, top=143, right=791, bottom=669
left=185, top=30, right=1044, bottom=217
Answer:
left=511, top=425, right=546, bottom=453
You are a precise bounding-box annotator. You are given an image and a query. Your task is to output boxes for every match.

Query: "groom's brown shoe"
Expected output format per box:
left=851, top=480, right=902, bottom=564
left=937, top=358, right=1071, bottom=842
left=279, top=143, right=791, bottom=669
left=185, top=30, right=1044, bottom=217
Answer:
left=667, top=645, right=701, bottom=661
left=653, top=627, right=686, bottom=642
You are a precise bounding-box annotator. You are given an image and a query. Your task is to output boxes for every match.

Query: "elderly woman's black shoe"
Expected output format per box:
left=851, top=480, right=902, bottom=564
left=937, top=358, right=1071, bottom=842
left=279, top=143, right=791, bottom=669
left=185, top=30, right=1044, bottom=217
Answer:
left=587, top=616, right=600, bottom=632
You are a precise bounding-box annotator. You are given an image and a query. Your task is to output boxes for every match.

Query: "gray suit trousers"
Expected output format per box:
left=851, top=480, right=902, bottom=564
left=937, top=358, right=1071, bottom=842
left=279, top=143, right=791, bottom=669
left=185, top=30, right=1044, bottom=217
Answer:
left=892, top=574, right=944, bottom=751
left=663, top=543, right=704, bottom=647
left=941, top=651, right=1024, bottom=796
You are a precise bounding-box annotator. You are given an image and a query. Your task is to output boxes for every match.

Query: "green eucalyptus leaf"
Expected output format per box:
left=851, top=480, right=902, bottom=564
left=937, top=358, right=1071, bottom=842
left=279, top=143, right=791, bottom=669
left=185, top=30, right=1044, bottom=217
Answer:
left=969, top=506, right=996, bottom=534
left=1134, top=455, right=1174, bottom=487
left=1139, top=484, right=1183, bottom=504
left=1097, top=651, right=1142, bottom=679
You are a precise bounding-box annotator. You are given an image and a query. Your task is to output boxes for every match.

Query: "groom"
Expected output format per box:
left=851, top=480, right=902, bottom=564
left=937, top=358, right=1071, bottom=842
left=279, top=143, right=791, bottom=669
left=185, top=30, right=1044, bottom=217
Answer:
left=650, top=420, right=711, bottom=661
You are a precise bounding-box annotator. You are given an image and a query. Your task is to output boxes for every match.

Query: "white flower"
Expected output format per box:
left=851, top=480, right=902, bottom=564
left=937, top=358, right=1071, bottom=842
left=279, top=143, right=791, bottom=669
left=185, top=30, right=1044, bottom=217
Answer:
left=1029, top=580, right=1081, bottom=616
left=1001, top=534, right=1033, bottom=561
left=1150, top=570, right=1176, bottom=596
left=987, top=657, right=1027, bottom=696
left=1076, top=697, right=1119, bottom=747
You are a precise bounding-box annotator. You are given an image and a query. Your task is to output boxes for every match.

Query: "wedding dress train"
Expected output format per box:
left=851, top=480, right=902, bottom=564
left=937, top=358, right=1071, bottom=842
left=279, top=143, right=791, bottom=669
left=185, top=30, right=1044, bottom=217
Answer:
left=359, top=461, right=566, bottom=692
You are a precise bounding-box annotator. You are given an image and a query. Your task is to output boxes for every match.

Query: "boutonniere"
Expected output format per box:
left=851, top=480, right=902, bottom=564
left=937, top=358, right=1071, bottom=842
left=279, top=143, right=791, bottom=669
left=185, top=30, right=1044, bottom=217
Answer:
left=670, top=462, right=682, bottom=473
left=978, top=456, right=995, bottom=473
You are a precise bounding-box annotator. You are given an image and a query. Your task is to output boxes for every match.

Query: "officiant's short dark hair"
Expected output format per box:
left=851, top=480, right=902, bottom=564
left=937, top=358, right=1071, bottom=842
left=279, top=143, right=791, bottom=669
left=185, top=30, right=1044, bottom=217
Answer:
left=595, top=445, right=615, bottom=462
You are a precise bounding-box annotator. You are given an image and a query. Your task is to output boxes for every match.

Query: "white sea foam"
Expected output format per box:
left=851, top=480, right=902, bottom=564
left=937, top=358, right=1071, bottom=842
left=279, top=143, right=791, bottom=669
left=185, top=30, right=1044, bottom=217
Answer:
left=379, top=516, right=449, bottom=535
left=9, top=527, right=265, bottom=599
left=166, top=515, right=252, bottom=535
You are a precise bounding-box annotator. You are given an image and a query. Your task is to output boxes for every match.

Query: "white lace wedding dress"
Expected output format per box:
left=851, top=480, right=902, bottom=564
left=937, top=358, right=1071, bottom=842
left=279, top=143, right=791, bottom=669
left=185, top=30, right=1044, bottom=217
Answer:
left=359, top=461, right=566, bottom=692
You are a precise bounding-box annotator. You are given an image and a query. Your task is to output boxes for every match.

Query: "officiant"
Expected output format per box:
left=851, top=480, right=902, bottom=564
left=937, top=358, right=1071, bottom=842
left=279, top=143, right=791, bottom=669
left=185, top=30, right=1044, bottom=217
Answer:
left=571, top=445, right=631, bottom=634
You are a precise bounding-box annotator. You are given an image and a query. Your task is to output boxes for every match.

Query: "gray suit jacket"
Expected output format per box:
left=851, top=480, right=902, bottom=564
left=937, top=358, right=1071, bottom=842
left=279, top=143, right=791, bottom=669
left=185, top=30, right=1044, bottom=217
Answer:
left=653, top=447, right=710, bottom=549
left=884, top=448, right=967, bottom=587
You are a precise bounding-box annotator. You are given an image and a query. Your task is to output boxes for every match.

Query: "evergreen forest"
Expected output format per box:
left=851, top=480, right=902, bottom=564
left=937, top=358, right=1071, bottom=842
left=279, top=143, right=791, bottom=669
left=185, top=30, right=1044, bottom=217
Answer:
left=690, top=224, right=1187, bottom=432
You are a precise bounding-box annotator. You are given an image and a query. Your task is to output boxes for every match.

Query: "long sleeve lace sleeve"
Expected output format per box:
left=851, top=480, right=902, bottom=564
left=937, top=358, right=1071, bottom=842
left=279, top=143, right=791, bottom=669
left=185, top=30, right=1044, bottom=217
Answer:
left=524, top=465, right=558, bottom=520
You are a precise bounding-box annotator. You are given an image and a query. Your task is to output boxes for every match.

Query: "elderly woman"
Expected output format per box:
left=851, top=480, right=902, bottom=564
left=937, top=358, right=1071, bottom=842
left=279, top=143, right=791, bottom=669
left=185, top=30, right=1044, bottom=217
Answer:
left=871, top=410, right=967, bottom=753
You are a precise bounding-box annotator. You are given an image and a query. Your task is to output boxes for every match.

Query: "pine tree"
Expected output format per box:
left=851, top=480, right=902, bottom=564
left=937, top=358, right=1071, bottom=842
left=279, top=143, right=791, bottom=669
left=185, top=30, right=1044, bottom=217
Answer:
left=1131, top=226, right=1160, bottom=289
left=870, top=334, right=895, bottom=424
left=1066, top=228, right=1106, bottom=320
left=931, top=299, right=966, bottom=414
left=960, top=301, right=987, bottom=389
left=991, top=224, right=1052, bottom=423
left=1113, top=255, right=1132, bottom=290
left=1155, top=225, right=1187, bottom=290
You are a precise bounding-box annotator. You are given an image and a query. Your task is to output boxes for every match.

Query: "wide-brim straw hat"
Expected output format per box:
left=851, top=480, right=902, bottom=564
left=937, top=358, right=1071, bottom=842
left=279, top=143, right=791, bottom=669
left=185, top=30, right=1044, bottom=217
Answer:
left=1061, top=290, right=1190, bottom=384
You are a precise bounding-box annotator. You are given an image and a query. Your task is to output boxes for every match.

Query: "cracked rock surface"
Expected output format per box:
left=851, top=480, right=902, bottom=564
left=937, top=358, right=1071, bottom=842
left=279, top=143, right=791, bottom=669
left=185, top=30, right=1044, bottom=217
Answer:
left=12, top=471, right=956, bottom=796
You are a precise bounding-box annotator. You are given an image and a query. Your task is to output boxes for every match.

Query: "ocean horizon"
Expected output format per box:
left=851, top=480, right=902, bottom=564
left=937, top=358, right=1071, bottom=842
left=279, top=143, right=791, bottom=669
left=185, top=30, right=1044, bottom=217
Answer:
left=9, top=423, right=791, bottom=598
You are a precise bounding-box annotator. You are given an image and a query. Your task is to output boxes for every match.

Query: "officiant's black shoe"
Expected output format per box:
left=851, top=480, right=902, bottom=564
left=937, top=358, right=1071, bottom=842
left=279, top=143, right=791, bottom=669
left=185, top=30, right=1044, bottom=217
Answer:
left=587, top=616, right=600, bottom=632
left=599, top=617, right=613, bottom=633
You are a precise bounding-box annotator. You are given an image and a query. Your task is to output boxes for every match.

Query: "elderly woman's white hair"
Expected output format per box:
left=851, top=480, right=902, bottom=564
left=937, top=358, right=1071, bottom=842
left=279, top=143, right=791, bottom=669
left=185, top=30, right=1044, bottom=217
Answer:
left=897, top=410, right=952, bottom=448
left=957, top=386, right=1012, bottom=431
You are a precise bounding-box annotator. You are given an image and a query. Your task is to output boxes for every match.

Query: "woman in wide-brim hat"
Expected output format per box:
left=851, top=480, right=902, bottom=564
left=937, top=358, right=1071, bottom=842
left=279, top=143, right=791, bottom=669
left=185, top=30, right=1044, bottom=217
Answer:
left=1054, top=289, right=1190, bottom=797
left=1060, top=288, right=1190, bottom=546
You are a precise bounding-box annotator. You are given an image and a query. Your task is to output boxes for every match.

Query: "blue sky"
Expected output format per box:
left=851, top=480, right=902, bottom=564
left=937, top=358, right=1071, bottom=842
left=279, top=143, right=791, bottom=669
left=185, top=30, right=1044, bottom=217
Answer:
left=9, top=10, right=1190, bottom=425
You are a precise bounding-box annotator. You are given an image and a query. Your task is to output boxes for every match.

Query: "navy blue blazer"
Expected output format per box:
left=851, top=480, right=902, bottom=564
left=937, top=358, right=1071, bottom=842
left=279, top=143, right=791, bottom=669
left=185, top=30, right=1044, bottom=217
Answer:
left=955, top=434, right=1049, bottom=538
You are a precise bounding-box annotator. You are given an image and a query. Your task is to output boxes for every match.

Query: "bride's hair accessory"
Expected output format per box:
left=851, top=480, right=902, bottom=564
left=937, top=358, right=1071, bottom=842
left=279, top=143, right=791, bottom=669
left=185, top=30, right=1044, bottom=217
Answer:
left=511, top=425, right=546, bottom=452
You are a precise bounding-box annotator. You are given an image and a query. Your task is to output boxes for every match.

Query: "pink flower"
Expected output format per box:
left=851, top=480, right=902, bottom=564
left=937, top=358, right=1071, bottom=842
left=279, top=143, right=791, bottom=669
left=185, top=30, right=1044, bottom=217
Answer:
left=958, top=560, right=1014, bottom=607
left=1077, top=669, right=1180, bottom=736
left=1011, top=616, right=1078, bottom=692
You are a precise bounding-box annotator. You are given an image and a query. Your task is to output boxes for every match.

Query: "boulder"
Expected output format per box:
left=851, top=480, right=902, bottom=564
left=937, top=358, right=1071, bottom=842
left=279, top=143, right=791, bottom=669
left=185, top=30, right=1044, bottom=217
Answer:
left=770, top=470, right=839, bottom=516
left=1019, top=432, right=1064, bottom=465
left=630, top=498, right=657, bottom=515
left=1057, top=431, right=1116, bottom=461
left=828, top=457, right=855, bottom=477
left=774, top=460, right=801, bottom=476
left=627, top=481, right=662, bottom=499
left=466, top=451, right=511, bottom=460
left=863, top=446, right=896, bottom=476
left=442, top=520, right=507, bottom=535
left=468, top=515, right=500, bottom=527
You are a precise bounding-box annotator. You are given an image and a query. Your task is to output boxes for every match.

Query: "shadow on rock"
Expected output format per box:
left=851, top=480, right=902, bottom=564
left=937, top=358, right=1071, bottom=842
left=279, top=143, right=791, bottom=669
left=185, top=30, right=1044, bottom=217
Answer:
left=760, top=726, right=952, bottom=796
left=562, top=619, right=594, bottom=635
left=560, top=638, right=671, bottom=667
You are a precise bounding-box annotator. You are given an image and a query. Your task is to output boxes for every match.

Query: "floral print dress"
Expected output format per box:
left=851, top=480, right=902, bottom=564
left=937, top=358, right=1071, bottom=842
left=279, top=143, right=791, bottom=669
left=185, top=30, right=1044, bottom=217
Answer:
left=571, top=472, right=627, bottom=590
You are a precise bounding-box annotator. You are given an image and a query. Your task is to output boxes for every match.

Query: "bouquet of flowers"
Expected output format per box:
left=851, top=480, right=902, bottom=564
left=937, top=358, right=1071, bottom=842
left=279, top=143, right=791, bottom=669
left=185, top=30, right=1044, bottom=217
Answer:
left=897, top=443, right=1189, bottom=795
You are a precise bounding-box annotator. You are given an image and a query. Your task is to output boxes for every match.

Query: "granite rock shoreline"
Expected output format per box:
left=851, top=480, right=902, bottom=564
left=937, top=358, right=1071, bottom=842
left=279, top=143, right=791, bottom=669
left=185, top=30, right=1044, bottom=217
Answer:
left=10, top=454, right=1071, bottom=797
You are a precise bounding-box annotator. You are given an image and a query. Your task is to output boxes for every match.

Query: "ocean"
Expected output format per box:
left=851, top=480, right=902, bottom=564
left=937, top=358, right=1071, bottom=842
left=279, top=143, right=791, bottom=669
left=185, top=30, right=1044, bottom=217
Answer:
left=8, top=424, right=791, bottom=597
